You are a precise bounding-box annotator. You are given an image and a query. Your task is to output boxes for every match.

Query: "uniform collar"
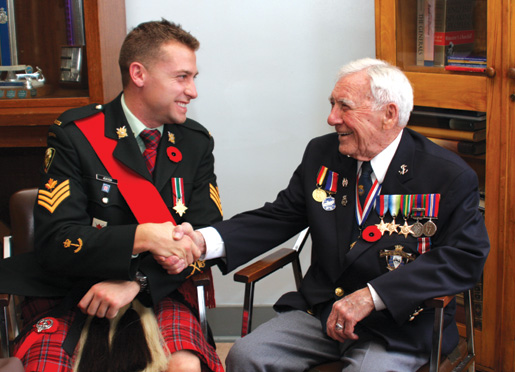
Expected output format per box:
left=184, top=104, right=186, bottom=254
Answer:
left=121, top=94, right=164, bottom=152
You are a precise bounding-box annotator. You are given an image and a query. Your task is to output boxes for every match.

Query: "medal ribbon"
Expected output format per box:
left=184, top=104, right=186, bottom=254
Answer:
left=417, top=237, right=432, bottom=254
left=400, top=194, right=413, bottom=220
left=355, top=180, right=381, bottom=226
left=425, top=194, right=441, bottom=219
left=375, top=194, right=389, bottom=218
left=411, top=194, right=425, bottom=219
left=323, top=170, right=339, bottom=194
left=388, top=194, right=401, bottom=220
left=171, top=177, right=185, bottom=206
left=316, top=166, right=328, bottom=186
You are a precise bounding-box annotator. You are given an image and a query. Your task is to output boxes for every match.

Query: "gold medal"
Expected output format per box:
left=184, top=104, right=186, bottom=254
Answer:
left=312, top=188, right=327, bottom=202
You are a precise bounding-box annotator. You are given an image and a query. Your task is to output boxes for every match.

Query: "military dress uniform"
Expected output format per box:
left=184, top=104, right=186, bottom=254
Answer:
left=215, top=128, right=489, bottom=366
left=0, top=94, right=224, bottom=372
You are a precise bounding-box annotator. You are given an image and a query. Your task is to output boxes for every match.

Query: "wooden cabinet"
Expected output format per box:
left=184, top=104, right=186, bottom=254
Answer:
left=375, top=0, right=514, bottom=370
left=0, top=0, right=126, bottom=147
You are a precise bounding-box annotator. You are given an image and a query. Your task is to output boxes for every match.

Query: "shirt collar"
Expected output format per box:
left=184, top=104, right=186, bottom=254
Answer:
left=358, top=129, right=404, bottom=184
left=121, top=94, right=164, bottom=138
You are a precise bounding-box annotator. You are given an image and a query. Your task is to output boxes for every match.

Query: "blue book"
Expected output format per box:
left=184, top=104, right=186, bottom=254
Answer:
left=0, top=0, right=12, bottom=65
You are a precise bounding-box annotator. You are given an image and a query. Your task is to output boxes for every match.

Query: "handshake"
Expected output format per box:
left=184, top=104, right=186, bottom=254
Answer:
left=134, top=222, right=205, bottom=275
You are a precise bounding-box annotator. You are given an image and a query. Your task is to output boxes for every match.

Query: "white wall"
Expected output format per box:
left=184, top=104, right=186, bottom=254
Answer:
left=125, top=1, right=376, bottom=306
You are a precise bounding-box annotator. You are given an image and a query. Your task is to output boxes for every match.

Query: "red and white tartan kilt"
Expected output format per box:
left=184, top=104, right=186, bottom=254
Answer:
left=14, top=296, right=224, bottom=372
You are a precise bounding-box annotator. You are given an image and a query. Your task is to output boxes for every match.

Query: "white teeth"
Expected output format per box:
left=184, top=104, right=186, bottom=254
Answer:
left=178, top=102, right=187, bottom=108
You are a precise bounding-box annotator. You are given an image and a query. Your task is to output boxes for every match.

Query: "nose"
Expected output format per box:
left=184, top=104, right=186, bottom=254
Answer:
left=186, top=80, right=198, bottom=99
left=327, top=105, right=342, bottom=126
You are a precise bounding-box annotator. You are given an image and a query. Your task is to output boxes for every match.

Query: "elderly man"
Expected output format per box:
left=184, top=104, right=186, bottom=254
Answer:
left=164, top=58, right=489, bottom=371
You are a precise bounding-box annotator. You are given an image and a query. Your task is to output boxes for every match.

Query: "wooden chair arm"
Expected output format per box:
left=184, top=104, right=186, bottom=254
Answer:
left=233, top=248, right=299, bottom=284
left=423, top=295, right=455, bottom=309
left=191, top=269, right=211, bottom=287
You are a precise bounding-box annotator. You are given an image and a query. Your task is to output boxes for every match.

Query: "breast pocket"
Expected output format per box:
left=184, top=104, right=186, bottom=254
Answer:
left=84, top=175, right=133, bottom=225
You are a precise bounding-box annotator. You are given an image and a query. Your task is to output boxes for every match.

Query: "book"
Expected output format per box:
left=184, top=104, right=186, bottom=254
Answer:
left=423, top=0, right=436, bottom=66
left=416, top=0, right=426, bottom=66
left=409, top=115, right=486, bottom=131
left=444, top=65, right=486, bottom=73
left=434, top=0, right=476, bottom=67
left=409, top=125, right=486, bottom=142
left=449, top=118, right=486, bottom=131
left=411, top=106, right=486, bottom=121
left=428, top=137, right=486, bottom=155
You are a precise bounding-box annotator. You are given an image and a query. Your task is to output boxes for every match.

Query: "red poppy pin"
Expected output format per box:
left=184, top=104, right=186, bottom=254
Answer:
left=167, top=146, right=183, bottom=162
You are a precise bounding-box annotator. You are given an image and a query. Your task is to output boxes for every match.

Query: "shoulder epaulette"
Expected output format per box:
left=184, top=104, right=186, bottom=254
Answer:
left=53, top=103, right=104, bottom=127
left=181, top=118, right=212, bottom=138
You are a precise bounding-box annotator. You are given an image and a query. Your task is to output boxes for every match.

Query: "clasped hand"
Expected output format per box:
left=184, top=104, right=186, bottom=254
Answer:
left=154, top=222, right=204, bottom=274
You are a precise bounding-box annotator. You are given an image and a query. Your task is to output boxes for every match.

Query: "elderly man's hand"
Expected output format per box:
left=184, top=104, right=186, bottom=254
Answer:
left=133, top=222, right=201, bottom=266
left=326, top=287, right=375, bottom=342
left=154, top=223, right=207, bottom=274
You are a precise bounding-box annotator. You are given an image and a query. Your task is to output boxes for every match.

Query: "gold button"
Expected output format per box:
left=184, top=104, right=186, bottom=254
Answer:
left=335, top=287, right=345, bottom=297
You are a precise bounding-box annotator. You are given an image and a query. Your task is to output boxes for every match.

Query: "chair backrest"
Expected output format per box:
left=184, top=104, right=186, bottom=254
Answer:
left=8, top=188, right=37, bottom=256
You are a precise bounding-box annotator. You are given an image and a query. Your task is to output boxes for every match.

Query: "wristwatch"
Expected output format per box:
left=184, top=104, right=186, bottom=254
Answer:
left=135, top=271, right=148, bottom=293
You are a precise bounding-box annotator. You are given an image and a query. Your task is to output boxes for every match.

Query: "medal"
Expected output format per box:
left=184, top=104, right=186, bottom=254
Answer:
left=423, top=194, right=440, bottom=237
left=313, top=166, right=329, bottom=202
left=410, top=194, right=425, bottom=238
left=322, top=196, right=336, bottom=211
left=171, top=177, right=188, bottom=216
left=312, top=188, right=327, bottom=202
left=417, top=237, right=432, bottom=254
left=399, top=194, right=414, bottom=238
left=375, top=194, right=389, bottom=235
left=321, top=171, right=339, bottom=211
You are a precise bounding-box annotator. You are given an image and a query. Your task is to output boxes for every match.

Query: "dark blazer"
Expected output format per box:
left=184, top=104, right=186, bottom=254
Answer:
left=215, top=129, right=489, bottom=355
left=0, top=94, right=223, bottom=306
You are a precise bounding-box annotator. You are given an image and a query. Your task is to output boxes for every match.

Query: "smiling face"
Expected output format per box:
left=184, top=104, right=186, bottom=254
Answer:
left=129, top=41, right=198, bottom=128
left=327, top=70, right=401, bottom=161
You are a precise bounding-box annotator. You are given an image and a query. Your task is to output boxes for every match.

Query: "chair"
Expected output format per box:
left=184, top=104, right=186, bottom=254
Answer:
left=0, top=188, right=212, bottom=358
left=233, top=228, right=476, bottom=372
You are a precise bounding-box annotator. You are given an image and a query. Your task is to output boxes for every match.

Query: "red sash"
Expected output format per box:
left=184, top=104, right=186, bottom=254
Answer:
left=75, top=112, right=214, bottom=309
left=75, top=112, right=176, bottom=225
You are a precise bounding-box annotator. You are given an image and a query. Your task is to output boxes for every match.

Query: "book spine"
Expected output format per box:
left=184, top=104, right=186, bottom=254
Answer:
left=433, top=0, right=447, bottom=67
left=409, top=125, right=486, bottom=141
left=416, top=0, right=425, bottom=66
left=423, top=0, right=436, bottom=66
left=444, top=65, right=486, bottom=72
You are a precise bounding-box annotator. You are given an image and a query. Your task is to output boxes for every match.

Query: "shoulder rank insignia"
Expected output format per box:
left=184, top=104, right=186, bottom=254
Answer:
left=210, top=183, right=223, bottom=217
left=379, top=245, right=415, bottom=271
left=38, top=179, right=70, bottom=213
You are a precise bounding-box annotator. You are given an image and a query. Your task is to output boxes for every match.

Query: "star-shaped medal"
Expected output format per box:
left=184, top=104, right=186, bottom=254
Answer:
left=399, top=221, right=412, bottom=238
left=375, top=218, right=389, bottom=235
left=387, top=219, right=400, bottom=235
left=173, top=199, right=188, bottom=217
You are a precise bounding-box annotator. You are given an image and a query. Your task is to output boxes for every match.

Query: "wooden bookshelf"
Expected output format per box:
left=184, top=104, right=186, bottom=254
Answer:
left=0, top=0, right=126, bottom=228
left=376, top=0, right=514, bottom=370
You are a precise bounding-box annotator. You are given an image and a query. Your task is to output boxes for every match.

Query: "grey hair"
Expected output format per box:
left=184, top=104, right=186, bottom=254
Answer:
left=336, top=58, right=414, bottom=127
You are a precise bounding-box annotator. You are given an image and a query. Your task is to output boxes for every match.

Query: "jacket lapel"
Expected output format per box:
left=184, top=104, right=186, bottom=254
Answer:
left=334, top=156, right=358, bottom=268
left=340, top=129, right=415, bottom=271
left=104, top=97, right=152, bottom=182
left=153, top=124, right=181, bottom=192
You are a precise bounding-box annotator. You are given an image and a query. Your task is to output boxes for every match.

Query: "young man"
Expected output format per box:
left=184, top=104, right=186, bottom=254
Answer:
left=0, top=20, right=223, bottom=372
